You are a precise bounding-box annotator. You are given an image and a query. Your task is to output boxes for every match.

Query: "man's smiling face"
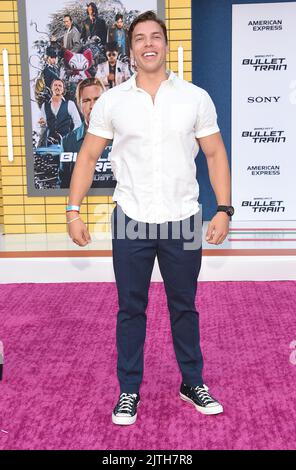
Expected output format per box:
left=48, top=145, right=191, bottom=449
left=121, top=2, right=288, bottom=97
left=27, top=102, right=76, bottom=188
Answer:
left=131, top=20, right=168, bottom=74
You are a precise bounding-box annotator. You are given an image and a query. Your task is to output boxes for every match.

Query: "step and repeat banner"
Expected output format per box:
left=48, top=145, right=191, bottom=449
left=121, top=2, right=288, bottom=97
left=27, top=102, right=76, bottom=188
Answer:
left=232, top=2, right=296, bottom=221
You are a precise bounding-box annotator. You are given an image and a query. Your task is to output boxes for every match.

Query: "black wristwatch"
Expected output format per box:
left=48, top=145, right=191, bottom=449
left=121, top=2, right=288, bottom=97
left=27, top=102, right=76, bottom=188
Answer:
left=217, top=205, right=235, bottom=217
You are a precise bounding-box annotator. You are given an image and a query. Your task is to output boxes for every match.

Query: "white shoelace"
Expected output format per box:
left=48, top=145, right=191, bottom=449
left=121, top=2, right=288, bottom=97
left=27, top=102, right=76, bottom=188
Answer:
left=194, top=386, right=216, bottom=405
left=117, top=393, right=137, bottom=413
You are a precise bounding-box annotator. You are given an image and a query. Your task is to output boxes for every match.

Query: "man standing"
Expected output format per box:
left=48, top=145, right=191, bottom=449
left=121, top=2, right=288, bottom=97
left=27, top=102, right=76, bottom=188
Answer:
left=66, top=11, right=233, bottom=425
left=39, top=78, right=81, bottom=144
left=63, top=14, right=81, bottom=53
left=95, top=42, right=131, bottom=90
left=81, top=2, right=107, bottom=46
left=43, top=47, right=60, bottom=90
left=59, top=77, right=105, bottom=188
left=107, top=13, right=130, bottom=58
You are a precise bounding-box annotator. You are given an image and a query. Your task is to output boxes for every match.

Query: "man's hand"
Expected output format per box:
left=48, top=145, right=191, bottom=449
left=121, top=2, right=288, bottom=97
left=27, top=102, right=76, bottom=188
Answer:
left=205, top=212, right=229, bottom=245
left=67, top=214, right=91, bottom=247
left=38, top=117, right=46, bottom=126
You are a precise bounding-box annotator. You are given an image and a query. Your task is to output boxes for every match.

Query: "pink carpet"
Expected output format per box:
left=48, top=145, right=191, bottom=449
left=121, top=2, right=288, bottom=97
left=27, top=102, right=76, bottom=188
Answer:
left=0, top=281, right=295, bottom=450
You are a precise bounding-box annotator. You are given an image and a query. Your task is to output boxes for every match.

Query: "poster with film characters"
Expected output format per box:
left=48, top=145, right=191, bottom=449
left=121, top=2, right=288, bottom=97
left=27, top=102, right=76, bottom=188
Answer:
left=20, top=0, right=158, bottom=195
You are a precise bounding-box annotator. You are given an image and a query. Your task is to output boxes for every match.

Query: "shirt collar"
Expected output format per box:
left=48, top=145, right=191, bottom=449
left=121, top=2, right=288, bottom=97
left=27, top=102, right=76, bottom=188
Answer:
left=121, top=70, right=178, bottom=91
left=50, top=96, right=65, bottom=103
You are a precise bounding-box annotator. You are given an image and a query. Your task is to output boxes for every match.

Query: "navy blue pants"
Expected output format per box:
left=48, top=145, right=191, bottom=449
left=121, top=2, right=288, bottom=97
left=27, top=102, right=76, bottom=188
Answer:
left=111, top=204, right=203, bottom=393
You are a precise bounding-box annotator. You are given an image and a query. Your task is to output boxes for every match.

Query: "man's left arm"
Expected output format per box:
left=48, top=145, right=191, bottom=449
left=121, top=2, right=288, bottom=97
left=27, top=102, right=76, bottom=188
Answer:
left=100, top=18, right=107, bottom=45
left=71, top=28, right=81, bottom=53
left=197, top=132, right=231, bottom=245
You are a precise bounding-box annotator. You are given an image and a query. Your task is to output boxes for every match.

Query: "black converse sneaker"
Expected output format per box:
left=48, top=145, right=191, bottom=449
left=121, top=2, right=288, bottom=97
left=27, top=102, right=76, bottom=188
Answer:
left=180, top=383, right=223, bottom=415
left=112, top=393, right=140, bottom=425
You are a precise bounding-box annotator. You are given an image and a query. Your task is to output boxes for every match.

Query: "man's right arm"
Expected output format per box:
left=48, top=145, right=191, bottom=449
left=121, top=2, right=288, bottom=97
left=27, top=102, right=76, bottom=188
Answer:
left=67, top=133, right=109, bottom=246
left=100, top=19, right=108, bottom=44
left=68, top=132, right=109, bottom=206
left=38, top=103, right=47, bottom=126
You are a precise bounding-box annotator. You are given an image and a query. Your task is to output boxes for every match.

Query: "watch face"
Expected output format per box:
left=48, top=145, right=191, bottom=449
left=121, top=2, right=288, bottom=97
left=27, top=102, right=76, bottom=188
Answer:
left=217, top=205, right=235, bottom=216
left=227, top=206, right=234, bottom=216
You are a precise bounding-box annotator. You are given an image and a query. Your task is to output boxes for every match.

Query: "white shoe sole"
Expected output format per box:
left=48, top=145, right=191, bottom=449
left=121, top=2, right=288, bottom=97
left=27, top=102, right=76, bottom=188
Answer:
left=180, top=392, right=224, bottom=415
left=112, top=412, right=138, bottom=425
left=112, top=401, right=140, bottom=426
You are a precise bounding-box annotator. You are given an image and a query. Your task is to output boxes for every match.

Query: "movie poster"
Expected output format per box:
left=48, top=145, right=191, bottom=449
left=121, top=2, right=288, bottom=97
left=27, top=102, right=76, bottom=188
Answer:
left=19, top=0, right=160, bottom=196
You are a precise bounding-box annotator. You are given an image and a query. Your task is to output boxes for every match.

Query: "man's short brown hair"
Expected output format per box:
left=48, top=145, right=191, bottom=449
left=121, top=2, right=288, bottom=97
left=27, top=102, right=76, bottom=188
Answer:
left=128, top=11, right=168, bottom=48
left=76, top=77, right=105, bottom=106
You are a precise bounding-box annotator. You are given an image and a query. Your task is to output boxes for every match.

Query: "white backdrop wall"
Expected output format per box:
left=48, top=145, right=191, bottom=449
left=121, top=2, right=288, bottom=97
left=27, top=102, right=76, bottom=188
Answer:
left=232, top=2, right=296, bottom=221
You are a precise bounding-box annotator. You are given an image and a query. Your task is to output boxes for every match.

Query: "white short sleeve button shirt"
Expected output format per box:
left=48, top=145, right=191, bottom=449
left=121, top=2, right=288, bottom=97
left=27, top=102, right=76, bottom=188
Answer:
left=88, top=71, right=220, bottom=223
